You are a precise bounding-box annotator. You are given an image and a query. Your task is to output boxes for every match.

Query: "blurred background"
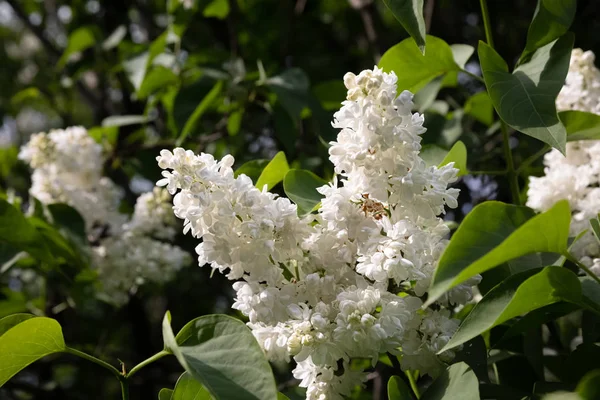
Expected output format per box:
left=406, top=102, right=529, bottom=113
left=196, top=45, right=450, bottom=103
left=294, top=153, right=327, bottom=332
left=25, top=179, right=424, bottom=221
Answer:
left=0, top=0, right=599, bottom=398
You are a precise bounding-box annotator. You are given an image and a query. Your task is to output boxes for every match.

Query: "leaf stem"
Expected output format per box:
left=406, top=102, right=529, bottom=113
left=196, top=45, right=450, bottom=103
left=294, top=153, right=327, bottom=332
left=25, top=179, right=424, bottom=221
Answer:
left=65, top=347, right=122, bottom=379
left=517, top=145, right=550, bottom=174
left=120, top=379, right=130, bottom=400
left=126, top=350, right=170, bottom=378
left=405, top=370, right=421, bottom=399
left=571, top=256, right=600, bottom=286
left=479, top=0, right=521, bottom=205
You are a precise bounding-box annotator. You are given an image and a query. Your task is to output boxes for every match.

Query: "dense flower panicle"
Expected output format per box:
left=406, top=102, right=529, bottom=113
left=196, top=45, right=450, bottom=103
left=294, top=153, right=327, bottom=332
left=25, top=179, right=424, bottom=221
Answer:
left=527, top=49, right=600, bottom=276
left=556, top=49, right=600, bottom=114
left=20, top=127, right=191, bottom=305
left=158, top=67, right=477, bottom=399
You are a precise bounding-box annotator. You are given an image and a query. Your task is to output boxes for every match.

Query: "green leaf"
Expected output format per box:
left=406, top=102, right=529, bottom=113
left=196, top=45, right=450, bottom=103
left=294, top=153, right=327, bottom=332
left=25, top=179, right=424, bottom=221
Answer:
left=158, top=388, right=174, bottom=400
left=421, top=362, right=479, bottom=400
left=439, top=140, right=467, bottom=176
left=102, top=115, right=149, bottom=127
left=379, top=35, right=460, bottom=92
left=464, top=92, right=493, bottom=126
left=58, top=26, right=96, bottom=68
left=427, top=200, right=570, bottom=305
left=0, top=199, right=53, bottom=262
left=234, top=159, right=270, bottom=182
left=283, top=170, right=327, bottom=216
left=478, top=35, right=573, bottom=154
left=413, top=77, right=443, bottom=113
left=381, top=0, right=426, bottom=54
left=388, top=375, right=414, bottom=400
left=177, top=81, right=224, bottom=145
left=559, top=111, right=600, bottom=141
left=420, top=145, right=449, bottom=167
left=0, top=313, right=34, bottom=337
left=441, top=267, right=582, bottom=352
left=277, top=393, right=291, bottom=400
left=266, top=69, right=310, bottom=123
left=577, top=369, right=600, bottom=400
left=203, top=0, right=230, bottom=19
left=163, top=313, right=277, bottom=400
left=138, top=67, right=179, bottom=99
left=172, top=372, right=212, bottom=400
left=312, top=80, right=346, bottom=111
left=47, top=204, right=86, bottom=243
left=590, top=215, right=600, bottom=243
left=521, top=0, right=576, bottom=62
left=227, top=109, right=244, bottom=136
left=256, top=152, right=290, bottom=191
left=0, top=317, right=66, bottom=386
left=102, top=25, right=127, bottom=51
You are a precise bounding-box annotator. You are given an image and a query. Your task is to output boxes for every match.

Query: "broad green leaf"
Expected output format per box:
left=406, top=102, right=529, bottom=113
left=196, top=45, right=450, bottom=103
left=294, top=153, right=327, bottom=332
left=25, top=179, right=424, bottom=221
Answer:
left=102, top=25, right=127, bottom=51
left=421, top=362, right=479, bottom=400
left=159, top=388, right=174, bottom=400
left=177, top=81, right=224, bottom=145
left=256, top=152, right=290, bottom=191
left=450, top=44, right=475, bottom=69
left=266, top=69, right=310, bottom=123
left=283, top=170, right=327, bottom=216
left=441, top=267, right=582, bottom=352
left=439, top=140, right=467, bottom=176
left=388, top=376, right=413, bottom=400
left=426, top=200, right=570, bottom=305
left=577, top=369, right=600, bottom=400
left=172, top=372, right=211, bottom=400
left=58, top=26, right=96, bottom=68
left=478, top=35, right=573, bottom=153
left=234, top=159, right=270, bottom=182
left=420, top=145, right=449, bottom=167
left=0, top=199, right=53, bottom=261
left=0, top=313, right=34, bottom=336
left=277, top=393, right=291, bottom=400
left=47, top=204, right=86, bottom=243
left=379, top=35, right=460, bottom=93
left=102, top=115, right=148, bottom=127
left=29, top=218, right=82, bottom=266
left=559, top=111, right=600, bottom=141
left=138, top=67, right=179, bottom=99
left=381, top=0, right=426, bottom=54
left=464, top=92, right=493, bottom=126
left=580, top=277, right=600, bottom=316
left=164, top=313, right=277, bottom=400
left=453, top=336, right=488, bottom=382
left=203, top=0, right=230, bottom=19
left=0, top=317, right=66, bottom=386
left=312, top=80, right=346, bottom=111
left=521, top=0, right=576, bottom=62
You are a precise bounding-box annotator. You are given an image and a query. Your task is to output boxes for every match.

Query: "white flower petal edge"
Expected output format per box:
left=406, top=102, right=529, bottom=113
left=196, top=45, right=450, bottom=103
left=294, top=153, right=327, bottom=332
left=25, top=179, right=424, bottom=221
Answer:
left=158, top=67, right=479, bottom=399
left=527, top=49, right=600, bottom=276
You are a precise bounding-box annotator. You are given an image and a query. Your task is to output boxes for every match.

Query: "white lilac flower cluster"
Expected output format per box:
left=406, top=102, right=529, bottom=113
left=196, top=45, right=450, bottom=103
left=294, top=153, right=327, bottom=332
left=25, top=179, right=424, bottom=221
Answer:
left=158, top=67, right=478, bottom=400
left=527, top=49, right=600, bottom=276
left=19, top=127, right=191, bottom=305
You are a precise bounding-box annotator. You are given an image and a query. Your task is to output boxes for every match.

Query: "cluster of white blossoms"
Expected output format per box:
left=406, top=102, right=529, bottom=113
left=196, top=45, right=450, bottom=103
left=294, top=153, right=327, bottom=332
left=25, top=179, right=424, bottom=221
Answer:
left=158, top=67, right=479, bottom=399
left=19, top=127, right=191, bottom=305
left=527, top=49, right=600, bottom=276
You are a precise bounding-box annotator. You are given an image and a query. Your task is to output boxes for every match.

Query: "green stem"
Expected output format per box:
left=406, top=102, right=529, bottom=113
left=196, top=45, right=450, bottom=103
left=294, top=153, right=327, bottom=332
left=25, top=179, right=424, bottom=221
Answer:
left=479, top=0, right=494, bottom=48
left=65, top=347, right=122, bottom=379
left=500, top=122, right=521, bottom=204
left=405, top=370, right=420, bottom=399
left=469, top=170, right=507, bottom=176
left=479, top=0, right=521, bottom=205
left=120, top=379, right=129, bottom=400
left=517, top=145, right=550, bottom=174
left=126, top=350, right=170, bottom=378
left=571, top=256, right=600, bottom=286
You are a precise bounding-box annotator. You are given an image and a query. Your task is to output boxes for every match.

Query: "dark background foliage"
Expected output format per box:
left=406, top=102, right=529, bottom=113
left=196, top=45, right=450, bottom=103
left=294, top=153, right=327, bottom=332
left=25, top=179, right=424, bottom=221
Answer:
left=0, top=0, right=599, bottom=399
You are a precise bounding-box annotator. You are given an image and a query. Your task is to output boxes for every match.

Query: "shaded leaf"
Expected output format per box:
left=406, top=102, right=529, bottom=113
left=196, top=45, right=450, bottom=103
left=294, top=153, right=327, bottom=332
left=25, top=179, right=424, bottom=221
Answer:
left=479, top=35, right=573, bottom=153
left=177, top=81, right=223, bottom=145
left=283, top=170, right=327, bottom=216
left=427, top=200, right=570, bottom=305
left=158, top=388, right=174, bottom=400
left=577, top=369, right=600, bottom=400
left=464, top=92, right=494, bottom=126
left=421, top=362, right=479, bottom=400
left=172, top=372, right=211, bottom=400
left=442, top=267, right=582, bottom=352
left=560, top=111, right=600, bottom=141
left=382, top=0, right=426, bottom=53
left=0, top=313, right=34, bottom=337
left=388, top=375, right=413, bottom=400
